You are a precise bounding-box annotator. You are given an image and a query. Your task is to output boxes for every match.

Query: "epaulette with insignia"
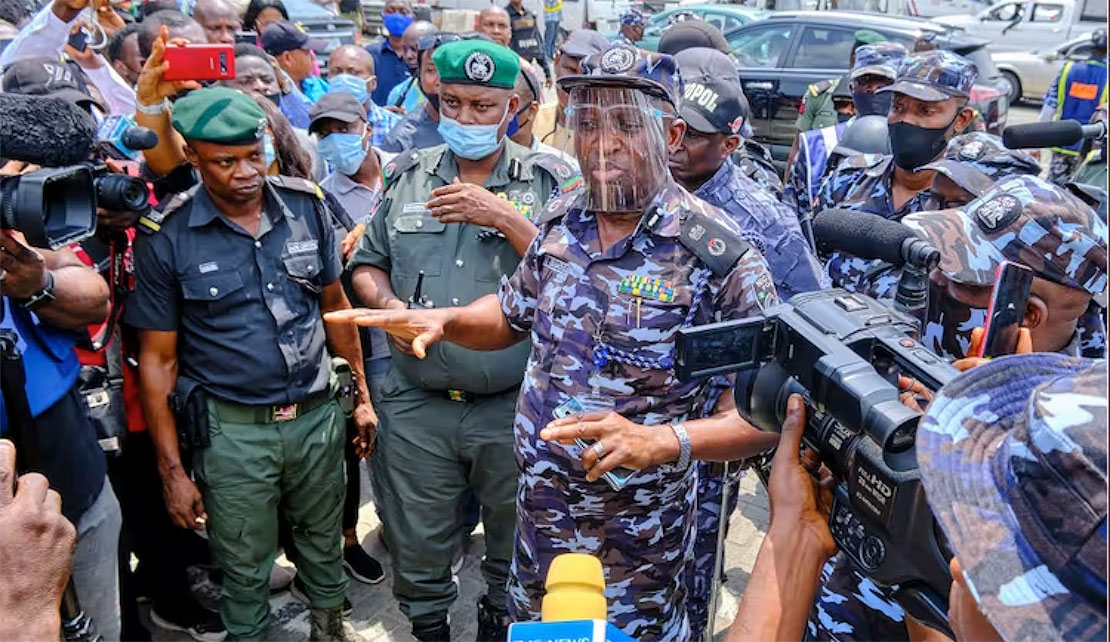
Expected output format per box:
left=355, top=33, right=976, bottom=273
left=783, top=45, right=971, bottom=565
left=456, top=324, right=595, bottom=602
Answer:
left=534, top=189, right=581, bottom=226
left=268, top=175, right=323, bottom=199
left=382, top=149, right=422, bottom=188
left=529, top=154, right=582, bottom=194
left=809, top=78, right=837, bottom=96
left=676, top=205, right=752, bottom=277
left=138, top=185, right=199, bottom=234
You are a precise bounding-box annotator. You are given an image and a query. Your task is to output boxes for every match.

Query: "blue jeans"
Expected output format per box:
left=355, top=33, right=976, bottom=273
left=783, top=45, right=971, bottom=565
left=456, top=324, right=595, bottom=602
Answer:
left=544, top=19, right=560, bottom=60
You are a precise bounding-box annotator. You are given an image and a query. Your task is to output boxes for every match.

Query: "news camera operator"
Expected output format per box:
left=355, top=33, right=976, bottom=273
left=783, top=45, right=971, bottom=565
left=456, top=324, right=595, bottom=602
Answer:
left=725, top=354, right=1108, bottom=642
left=0, top=164, right=120, bottom=640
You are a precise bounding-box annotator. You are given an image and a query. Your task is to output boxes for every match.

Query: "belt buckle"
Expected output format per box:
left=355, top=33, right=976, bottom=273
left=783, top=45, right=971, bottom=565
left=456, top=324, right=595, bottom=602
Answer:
left=273, top=404, right=299, bottom=422
left=447, top=390, right=466, bottom=403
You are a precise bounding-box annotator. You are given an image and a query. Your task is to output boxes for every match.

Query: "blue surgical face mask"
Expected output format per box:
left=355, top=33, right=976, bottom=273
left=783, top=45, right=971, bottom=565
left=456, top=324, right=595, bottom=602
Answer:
left=438, top=105, right=509, bottom=160
left=318, top=130, right=370, bottom=176
left=327, top=74, right=371, bottom=107
left=383, top=12, right=414, bottom=37
left=263, top=133, right=276, bottom=170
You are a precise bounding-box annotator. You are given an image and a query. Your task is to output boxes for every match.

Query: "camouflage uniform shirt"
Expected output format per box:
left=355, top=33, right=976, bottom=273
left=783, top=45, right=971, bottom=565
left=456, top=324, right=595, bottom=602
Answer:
left=498, top=181, right=779, bottom=642
left=816, top=153, right=941, bottom=298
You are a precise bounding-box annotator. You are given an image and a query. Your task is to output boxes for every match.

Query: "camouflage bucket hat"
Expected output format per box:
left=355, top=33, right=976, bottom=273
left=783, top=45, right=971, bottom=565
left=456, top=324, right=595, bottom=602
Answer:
left=851, top=42, right=908, bottom=81
left=924, top=132, right=1042, bottom=198
left=879, top=49, right=978, bottom=102
left=918, top=354, right=1108, bottom=642
left=902, top=175, right=1108, bottom=295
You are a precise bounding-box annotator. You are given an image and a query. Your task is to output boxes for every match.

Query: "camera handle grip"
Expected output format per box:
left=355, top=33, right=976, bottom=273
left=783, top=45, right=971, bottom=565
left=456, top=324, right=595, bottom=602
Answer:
left=893, top=584, right=954, bottom=641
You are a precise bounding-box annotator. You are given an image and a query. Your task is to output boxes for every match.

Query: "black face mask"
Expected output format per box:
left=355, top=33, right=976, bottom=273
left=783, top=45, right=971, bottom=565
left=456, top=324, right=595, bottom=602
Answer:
left=852, top=91, right=893, bottom=118
left=264, top=92, right=282, bottom=107
left=889, top=111, right=958, bottom=171
left=837, top=111, right=853, bottom=123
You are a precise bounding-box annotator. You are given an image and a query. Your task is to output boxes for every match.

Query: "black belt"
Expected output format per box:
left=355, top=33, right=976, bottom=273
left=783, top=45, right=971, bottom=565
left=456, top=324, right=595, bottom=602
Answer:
left=212, top=389, right=332, bottom=424
left=442, top=386, right=518, bottom=403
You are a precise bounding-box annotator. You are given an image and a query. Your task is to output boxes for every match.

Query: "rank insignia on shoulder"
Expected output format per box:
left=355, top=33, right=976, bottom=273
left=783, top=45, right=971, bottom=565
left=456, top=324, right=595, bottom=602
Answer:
left=269, top=175, right=323, bottom=199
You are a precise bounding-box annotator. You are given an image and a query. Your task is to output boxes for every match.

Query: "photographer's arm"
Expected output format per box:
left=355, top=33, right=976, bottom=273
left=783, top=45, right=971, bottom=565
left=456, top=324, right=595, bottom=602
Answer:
left=135, top=28, right=200, bottom=176
left=727, top=396, right=836, bottom=642
left=0, top=233, right=109, bottom=330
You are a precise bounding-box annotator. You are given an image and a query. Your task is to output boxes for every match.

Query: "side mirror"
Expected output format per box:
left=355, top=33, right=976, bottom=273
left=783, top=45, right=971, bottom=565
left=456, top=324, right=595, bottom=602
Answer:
left=1046, top=52, right=1059, bottom=62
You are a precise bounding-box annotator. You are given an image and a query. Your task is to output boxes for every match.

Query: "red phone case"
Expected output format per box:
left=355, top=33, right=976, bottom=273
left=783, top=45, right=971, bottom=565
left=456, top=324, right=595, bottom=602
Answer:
left=163, top=45, right=236, bottom=81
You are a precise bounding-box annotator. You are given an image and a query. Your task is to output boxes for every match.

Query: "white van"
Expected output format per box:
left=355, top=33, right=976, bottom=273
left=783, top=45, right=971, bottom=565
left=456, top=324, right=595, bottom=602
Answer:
left=935, top=0, right=1106, bottom=52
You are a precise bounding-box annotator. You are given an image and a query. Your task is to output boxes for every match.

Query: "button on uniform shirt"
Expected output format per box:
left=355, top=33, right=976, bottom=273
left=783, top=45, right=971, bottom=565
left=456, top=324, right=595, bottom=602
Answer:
left=126, top=181, right=342, bottom=405
left=347, top=140, right=568, bottom=393
left=695, top=157, right=827, bottom=301
left=498, top=183, right=779, bottom=642
left=816, top=153, right=941, bottom=298
left=365, top=38, right=410, bottom=106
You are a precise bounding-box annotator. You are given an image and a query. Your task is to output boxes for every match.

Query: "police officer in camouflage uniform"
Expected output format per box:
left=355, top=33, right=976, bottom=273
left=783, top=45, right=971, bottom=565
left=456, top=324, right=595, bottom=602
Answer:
left=127, top=87, right=375, bottom=641
left=918, top=353, right=1107, bottom=642
left=670, top=46, right=826, bottom=639
left=333, top=44, right=781, bottom=642
left=614, top=9, right=645, bottom=47
left=816, top=50, right=979, bottom=299
left=805, top=175, right=1108, bottom=642
left=344, top=39, right=576, bottom=642
left=787, top=42, right=907, bottom=221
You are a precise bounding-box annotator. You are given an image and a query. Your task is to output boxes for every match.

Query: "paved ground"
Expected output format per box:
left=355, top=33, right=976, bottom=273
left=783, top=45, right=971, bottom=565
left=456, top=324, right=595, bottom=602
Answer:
left=147, top=463, right=771, bottom=641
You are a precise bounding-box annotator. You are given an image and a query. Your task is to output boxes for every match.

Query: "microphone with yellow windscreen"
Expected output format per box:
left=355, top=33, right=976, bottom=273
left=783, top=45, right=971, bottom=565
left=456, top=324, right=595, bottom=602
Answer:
left=507, top=553, right=634, bottom=642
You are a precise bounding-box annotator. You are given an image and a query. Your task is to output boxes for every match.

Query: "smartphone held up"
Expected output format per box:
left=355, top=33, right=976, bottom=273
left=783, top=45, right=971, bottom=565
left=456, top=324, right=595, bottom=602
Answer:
left=163, top=44, right=235, bottom=81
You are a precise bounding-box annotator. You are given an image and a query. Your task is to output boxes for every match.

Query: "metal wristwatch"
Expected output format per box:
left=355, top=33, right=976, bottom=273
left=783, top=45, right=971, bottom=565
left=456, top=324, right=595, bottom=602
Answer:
left=670, top=422, right=692, bottom=472
left=18, top=270, right=56, bottom=311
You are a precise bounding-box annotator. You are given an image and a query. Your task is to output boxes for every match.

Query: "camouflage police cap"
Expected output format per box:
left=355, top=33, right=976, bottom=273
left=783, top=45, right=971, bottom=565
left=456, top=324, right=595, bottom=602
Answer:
left=850, top=42, right=908, bottom=81
left=433, top=39, right=520, bottom=90
left=923, top=132, right=1041, bottom=198
left=620, top=8, right=646, bottom=26
left=559, top=44, right=682, bottom=108
left=171, top=87, right=267, bottom=145
left=878, top=49, right=978, bottom=102
left=918, top=353, right=1108, bottom=642
left=903, top=174, right=1108, bottom=295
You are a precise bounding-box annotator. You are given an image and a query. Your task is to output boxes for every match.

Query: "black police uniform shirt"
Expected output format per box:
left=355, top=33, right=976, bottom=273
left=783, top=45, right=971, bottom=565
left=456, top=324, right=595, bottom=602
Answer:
left=126, top=181, right=342, bottom=406
left=380, top=105, right=444, bottom=154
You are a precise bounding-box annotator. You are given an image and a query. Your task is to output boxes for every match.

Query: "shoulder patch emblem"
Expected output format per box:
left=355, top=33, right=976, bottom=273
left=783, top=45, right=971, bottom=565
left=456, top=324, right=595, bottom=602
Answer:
left=706, top=237, right=726, bottom=256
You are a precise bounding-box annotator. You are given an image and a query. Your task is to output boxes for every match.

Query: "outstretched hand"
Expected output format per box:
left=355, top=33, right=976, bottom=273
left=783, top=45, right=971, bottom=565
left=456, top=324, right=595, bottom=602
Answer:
left=136, top=26, right=201, bottom=107
left=325, top=308, right=449, bottom=359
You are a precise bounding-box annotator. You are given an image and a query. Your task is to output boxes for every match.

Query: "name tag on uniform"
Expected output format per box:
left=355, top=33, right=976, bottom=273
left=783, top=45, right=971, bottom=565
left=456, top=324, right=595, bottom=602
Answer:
left=198, top=261, right=219, bottom=274
left=543, top=256, right=570, bottom=278
left=286, top=240, right=318, bottom=254
left=403, top=202, right=430, bottom=214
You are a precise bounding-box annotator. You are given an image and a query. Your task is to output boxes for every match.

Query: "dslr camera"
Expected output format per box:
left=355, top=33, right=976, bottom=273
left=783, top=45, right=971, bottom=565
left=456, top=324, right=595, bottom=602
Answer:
left=677, top=289, right=959, bottom=636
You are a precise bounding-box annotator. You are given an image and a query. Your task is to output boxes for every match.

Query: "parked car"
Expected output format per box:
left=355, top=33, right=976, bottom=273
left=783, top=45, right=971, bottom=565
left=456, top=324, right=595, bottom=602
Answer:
left=603, top=5, right=766, bottom=51
left=285, top=0, right=359, bottom=72
left=935, top=0, right=1105, bottom=52
left=992, top=32, right=1097, bottom=103
left=723, top=11, right=1010, bottom=165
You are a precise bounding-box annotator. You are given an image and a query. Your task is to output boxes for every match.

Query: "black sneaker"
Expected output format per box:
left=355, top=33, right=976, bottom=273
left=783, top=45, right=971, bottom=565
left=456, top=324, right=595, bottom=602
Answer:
left=149, top=601, right=227, bottom=642
left=475, top=596, right=509, bottom=642
left=412, top=619, right=450, bottom=642
left=290, top=577, right=353, bottom=617
left=343, top=544, right=385, bottom=585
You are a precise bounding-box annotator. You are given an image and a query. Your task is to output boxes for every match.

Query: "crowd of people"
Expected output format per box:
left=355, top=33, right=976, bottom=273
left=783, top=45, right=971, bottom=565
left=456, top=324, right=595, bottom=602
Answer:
left=0, top=0, right=1106, bottom=641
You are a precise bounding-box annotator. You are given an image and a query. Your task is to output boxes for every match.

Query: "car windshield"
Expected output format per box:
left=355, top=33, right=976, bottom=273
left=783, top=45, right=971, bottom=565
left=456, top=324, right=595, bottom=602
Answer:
left=727, top=23, right=794, bottom=68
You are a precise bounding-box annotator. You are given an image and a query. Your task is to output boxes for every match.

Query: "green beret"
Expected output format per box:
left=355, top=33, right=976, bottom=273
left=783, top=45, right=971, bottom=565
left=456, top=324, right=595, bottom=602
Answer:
left=433, top=40, right=519, bottom=90
left=854, top=29, right=887, bottom=45
left=171, top=87, right=267, bottom=145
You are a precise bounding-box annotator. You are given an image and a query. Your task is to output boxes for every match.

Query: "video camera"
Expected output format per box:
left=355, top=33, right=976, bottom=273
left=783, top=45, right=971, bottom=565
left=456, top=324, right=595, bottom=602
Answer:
left=0, top=93, right=156, bottom=250
left=676, top=289, right=960, bottom=637
left=1, top=164, right=150, bottom=250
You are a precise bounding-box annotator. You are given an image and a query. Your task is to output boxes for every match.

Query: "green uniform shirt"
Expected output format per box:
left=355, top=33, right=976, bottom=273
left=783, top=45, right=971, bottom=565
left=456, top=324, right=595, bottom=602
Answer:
left=348, top=139, right=578, bottom=393
left=795, top=77, right=842, bottom=133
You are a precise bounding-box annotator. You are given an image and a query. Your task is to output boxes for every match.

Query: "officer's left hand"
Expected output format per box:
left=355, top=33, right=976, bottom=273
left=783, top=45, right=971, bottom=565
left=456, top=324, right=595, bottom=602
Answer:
left=426, top=178, right=517, bottom=229
left=951, top=326, right=1033, bottom=372
left=540, top=411, right=678, bottom=482
left=341, top=223, right=365, bottom=260
left=0, top=231, right=48, bottom=300
left=351, top=402, right=377, bottom=458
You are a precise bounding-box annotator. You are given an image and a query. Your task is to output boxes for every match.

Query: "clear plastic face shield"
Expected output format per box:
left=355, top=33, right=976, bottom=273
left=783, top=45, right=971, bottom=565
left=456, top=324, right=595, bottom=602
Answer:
left=562, top=86, right=670, bottom=213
